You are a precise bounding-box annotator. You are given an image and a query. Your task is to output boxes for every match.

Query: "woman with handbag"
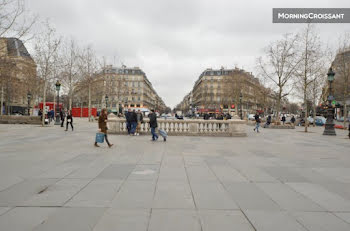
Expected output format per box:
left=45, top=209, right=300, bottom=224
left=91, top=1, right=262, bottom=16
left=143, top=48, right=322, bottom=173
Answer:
left=65, top=110, right=73, bottom=131
left=95, top=108, right=113, bottom=148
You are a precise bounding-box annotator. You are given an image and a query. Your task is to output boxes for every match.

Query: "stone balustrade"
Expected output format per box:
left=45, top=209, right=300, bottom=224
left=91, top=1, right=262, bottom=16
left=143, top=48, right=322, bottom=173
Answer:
left=107, top=118, right=247, bottom=137
left=0, top=115, right=41, bottom=124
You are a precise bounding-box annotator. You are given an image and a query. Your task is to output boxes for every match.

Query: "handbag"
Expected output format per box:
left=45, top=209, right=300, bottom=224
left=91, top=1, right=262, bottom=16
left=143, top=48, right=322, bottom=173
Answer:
left=95, top=132, right=104, bottom=143
left=67, top=119, right=71, bottom=123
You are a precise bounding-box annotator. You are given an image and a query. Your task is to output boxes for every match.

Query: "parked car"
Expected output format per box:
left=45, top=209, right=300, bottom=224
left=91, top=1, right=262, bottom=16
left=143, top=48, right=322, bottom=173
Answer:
left=248, top=114, right=255, bottom=121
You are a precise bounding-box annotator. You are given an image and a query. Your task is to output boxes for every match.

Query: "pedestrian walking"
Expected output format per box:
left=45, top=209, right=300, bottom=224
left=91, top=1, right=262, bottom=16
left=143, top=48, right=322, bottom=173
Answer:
left=125, top=109, right=132, bottom=135
left=281, top=114, right=286, bottom=125
left=95, top=108, right=113, bottom=148
left=264, top=114, right=271, bottom=128
left=130, top=109, right=138, bottom=135
left=253, top=112, right=260, bottom=133
left=136, top=110, right=143, bottom=136
left=65, top=110, right=73, bottom=131
left=60, top=109, right=65, bottom=127
left=291, top=116, right=296, bottom=126
left=148, top=109, right=158, bottom=141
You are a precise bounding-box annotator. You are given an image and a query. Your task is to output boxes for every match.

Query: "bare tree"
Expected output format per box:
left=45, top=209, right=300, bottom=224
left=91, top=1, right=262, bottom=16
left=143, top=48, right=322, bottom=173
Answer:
left=78, top=45, right=99, bottom=121
left=295, top=24, right=326, bottom=132
left=33, top=21, right=61, bottom=126
left=0, top=0, right=36, bottom=54
left=258, top=33, right=301, bottom=122
left=60, top=38, right=81, bottom=110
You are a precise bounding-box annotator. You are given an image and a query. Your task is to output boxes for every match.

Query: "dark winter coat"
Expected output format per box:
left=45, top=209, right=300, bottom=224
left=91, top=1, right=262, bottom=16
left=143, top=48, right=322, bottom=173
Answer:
left=149, top=113, right=158, bottom=128
left=254, top=114, right=260, bottom=123
left=66, top=114, right=73, bottom=123
left=98, top=114, right=108, bottom=134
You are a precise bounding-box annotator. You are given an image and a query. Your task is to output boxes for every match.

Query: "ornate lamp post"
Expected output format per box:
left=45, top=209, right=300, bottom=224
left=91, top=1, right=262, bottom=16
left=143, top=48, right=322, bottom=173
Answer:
left=54, top=80, right=61, bottom=125
left=323, top=67, right=336, bottom=136
left=239, top=93, right=243, bottom=120
left=27, top=92, right=32, bottom=116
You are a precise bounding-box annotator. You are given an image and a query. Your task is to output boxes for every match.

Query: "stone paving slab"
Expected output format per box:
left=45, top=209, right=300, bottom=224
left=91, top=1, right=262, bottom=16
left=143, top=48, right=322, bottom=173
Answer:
left=292, top=211, right=350, bottom=231
left=287, top=182, right=350, bottom=212
left=111, top=180, right=157, bottom=209
left=0, top=178, right=59, bottom=206
left=152, top=181, right=195, bottom=209
left=93, top=208, right=150, bottom=231
left=0, top=207, right=56, bottom=231
left=244, top=210, right=307, bottom=231
left=65, top=179, right=122, bottom=207
left=224, top=182, right=281, bottom=210
left=0, top=120, right=350, bottom=230
left=190, top=182, right=239, bottom=209
left=33, top=207, right=106, bottom=231
left=256, top=183, right=325, bottom=211
left=148, top=209, right=201, bottom=231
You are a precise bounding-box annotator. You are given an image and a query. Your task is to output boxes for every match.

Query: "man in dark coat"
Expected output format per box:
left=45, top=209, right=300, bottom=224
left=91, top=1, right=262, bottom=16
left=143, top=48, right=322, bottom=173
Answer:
left=281, top=114, right=286, bottom=125
left=130, top=109, right=138, bottom=135
left=60, top=109, right=65, bottom=127
left=125, top=109, right=132, bottom=134
left=254, top=112, right=260, bottom=133
left=148, top=109, right=158, bottom=141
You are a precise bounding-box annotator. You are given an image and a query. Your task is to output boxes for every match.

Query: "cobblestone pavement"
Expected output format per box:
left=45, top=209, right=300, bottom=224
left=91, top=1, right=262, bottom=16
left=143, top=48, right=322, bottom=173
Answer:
left=0, top=118, right=350, bottom=231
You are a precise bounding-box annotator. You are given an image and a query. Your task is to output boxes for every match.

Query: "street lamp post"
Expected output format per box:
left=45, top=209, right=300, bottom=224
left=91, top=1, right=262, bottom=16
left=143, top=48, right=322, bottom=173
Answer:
left=54, top=80, right=61, bottom=125
left=239, top=93, right=243, bottom=120
left=27, top=92, right=32, bottom=116
left=323, top=67, right=336, bottom=136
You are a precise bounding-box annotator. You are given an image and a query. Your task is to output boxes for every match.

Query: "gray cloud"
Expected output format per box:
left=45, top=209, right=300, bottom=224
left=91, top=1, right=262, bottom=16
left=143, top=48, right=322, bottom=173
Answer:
left=25, top=0, right=350, bottom=107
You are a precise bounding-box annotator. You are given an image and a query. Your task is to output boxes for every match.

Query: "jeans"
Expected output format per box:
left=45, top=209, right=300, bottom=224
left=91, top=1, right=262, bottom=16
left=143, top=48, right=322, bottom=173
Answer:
left=130, top=122, right=137, bottom=134
left=255, top=122, right=260, bottom=132
left=151, top=127, right=158, bottom=140
left=126, top=122, right=131, bottom=134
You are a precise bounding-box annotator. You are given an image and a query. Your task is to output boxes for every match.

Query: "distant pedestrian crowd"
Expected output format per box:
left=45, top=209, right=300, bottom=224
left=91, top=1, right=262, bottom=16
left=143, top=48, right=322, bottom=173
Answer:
left=94, top=108, right=167, bottom=148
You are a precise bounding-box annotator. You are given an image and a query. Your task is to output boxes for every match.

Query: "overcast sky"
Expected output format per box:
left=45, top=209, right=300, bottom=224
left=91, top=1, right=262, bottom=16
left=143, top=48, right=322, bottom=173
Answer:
left=25, top=0, right=350, bottom=107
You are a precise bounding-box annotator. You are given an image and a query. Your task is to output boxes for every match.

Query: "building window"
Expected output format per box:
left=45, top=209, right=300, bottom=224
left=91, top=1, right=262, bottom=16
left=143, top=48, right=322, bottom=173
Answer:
left=136, top=104, right=140, bottom=107
left=131, top=104, right=135, bottom=107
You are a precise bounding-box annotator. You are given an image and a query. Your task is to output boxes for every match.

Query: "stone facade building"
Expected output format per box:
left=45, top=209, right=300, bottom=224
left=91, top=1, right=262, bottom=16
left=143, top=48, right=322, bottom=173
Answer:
left=331, top=48, right=350, bottom=119
left=75, top=65, right=166, bottom=113
left=177, top=67, right=275, bottom=117
left=0, top=38, right=37, bottom=115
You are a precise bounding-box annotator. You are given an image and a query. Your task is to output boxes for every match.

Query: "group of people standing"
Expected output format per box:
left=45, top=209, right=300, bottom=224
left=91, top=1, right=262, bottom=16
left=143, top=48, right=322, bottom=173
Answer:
left=125, top=109, right=144, bottom=136
left=94, top=108, right=163, bottom=147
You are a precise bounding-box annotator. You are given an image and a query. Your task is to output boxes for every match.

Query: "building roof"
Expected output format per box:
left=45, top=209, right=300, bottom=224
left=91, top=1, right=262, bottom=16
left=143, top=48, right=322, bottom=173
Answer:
left=1, top=37, right=32, bottom=58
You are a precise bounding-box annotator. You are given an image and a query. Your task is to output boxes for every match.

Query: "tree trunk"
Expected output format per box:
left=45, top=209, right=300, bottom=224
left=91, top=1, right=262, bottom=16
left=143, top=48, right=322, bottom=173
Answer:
left=53, top=92, right=56, bottom=116
left=313, top=103, right=316, bottom=127
left=276, top=91, right=281, bottom=123
left=42, top=80, right=47, bottom=126
left=1, top=85, right=3, bottom=116
left=88, top=83, right=91, bottom=122
left=304, top=85, right=308, bottom=132
left=344, top=102, right=348, bottom=129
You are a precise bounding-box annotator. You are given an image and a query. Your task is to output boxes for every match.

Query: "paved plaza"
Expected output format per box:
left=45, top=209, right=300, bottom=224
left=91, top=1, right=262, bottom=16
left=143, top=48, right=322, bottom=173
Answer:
left=0, top=119, right=350, bottom=231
